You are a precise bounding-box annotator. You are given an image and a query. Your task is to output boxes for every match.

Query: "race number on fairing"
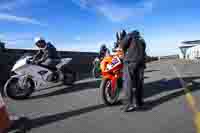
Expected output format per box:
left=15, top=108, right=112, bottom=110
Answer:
left=111, top=58, right=119, bottom=65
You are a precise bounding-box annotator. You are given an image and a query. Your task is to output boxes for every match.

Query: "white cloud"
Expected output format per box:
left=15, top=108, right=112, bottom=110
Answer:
left=0, top=34, right=5, bottom=39
left=97, top=5, right=132, bottom=22
left=72, top=0, right=154, bottom=22
left=74, top=36, right=81, bottom=41
left=56, top=39, right=114, bottom=52
left=0, top=0, right=46, bottom=26
left=0, top=13, right=43, bottom=25
left=0, top=0, right=26, bottom=10
left=56, top=43, right=98, bottom=52
left=72, top=0, right=107, bottom=9
left=0, top=0, right=49, bottom=11
left=0, top=32, right=39, bottom=48
left=1, top=32, right=115, bottom=52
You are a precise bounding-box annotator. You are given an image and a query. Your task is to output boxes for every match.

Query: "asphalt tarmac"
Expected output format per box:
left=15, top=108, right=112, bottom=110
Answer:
left=5, top=59, right=200, bottom=133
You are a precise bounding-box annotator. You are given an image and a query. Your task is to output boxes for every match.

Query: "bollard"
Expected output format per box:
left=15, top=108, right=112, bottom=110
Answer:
left=0, top=93, right=11, bottom=133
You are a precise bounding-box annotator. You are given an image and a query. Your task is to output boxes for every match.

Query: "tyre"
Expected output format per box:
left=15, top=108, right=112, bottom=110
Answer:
left=63, top=68, right=77, bottom=85
left=4, top=77, right=35, bottom=100
left=100, top=78, right=119, bottom=105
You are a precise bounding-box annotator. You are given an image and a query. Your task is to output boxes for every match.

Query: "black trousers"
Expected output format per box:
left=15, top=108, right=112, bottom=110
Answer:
left=123, top=62, right=144, bottom=106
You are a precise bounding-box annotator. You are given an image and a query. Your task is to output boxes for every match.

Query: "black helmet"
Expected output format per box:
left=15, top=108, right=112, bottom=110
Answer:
left=132, top=30, right=140, bottom=38
left=100, top=44, right=107, bottom=50
left=34, top=37, right=46, bottom=48
left=119, top=30, right=127, bottom=40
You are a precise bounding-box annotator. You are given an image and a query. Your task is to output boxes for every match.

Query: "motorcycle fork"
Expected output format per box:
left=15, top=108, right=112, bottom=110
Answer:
left=19, top=75, right=30, bottom=89
left=111, top=76, right=122, bottom=95
left=111, top=77, right=117, bottom=94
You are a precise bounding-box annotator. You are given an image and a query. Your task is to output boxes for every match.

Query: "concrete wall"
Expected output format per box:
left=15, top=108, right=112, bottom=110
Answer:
left=0, top=48, right=98, bottom=86
left=158, top=55, right=179, bottom=60
left=0, top=47, right=158, bottom=88
left=185, top=45, right=200, bottom=60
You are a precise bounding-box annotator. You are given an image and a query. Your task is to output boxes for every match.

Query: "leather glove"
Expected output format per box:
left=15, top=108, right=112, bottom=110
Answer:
left=34, top=61, right=40, bottom=65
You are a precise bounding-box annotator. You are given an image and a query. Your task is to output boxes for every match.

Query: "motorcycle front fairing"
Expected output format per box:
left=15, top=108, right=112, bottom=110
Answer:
left=101, top=56, right=123, bottom=93
left=10, top=56, right=53, bottom=88
left=11, top=56, right=32, bottom=72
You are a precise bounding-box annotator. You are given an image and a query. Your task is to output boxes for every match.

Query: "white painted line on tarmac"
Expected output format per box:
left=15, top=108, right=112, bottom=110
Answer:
left=170, top=63, right=200, bottom=133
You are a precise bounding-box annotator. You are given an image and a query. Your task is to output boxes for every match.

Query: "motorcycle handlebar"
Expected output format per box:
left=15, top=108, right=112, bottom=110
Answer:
left=27, top=59, right=36, bottom=65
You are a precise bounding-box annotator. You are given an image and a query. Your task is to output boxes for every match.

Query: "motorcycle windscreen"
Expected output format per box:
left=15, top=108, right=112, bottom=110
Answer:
left=100, top=56, right=112, bottom=72
left=12, top=58, right=28, bottom=71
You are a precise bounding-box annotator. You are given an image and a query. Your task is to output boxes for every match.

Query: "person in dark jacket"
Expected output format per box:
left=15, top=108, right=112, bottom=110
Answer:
left=132, top=30, right=147, bottom=68
left=32, top=37, right=61, bottom=71
left=119, top=30, right=146, bottom=112
left=98, top=44, right=110, bottom=59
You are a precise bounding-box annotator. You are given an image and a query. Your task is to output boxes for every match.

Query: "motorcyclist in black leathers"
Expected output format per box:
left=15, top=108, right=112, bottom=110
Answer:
left=32, top=37, right=61, bottom=71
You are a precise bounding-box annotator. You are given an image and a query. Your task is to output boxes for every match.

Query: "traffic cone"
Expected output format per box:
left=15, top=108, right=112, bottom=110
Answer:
left=0, top=93, right=11, bottom=132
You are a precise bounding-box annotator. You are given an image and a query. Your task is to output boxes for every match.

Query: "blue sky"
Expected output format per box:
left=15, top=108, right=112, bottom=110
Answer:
left=0, top=0, right=200, bottom=56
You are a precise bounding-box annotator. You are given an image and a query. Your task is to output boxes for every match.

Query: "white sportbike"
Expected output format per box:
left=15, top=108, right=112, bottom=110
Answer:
left=4, top=55, right=77, bottom=99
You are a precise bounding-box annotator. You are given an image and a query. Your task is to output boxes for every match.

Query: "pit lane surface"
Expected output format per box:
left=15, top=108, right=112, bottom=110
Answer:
left=5, top=59, right=200, bottom=133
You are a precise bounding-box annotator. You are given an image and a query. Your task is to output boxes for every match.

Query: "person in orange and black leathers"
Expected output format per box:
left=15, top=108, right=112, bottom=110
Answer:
left=119, top=30, right=146, bottom=112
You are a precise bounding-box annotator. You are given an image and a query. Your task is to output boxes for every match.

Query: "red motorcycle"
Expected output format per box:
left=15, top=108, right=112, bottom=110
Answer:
left=100, top=50, right=124, bottom=105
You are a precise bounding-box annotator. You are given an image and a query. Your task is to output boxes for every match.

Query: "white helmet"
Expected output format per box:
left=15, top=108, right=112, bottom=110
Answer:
left=34, top=37, right=45, bottom=44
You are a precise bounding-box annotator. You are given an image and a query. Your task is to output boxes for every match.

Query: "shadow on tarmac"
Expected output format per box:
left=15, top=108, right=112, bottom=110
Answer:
left=23, top=76, right=200, bottom=130
left=28, top=101, right=122, bottom=130
left=29, top=79, right=101, bottom=100
left=140, top=76, right=200, bottom=111
left=29, top=77, right=148, bottom=100
left=30, top=104, right=106, bottom=129
left=144, top=69, right=160, bottom=73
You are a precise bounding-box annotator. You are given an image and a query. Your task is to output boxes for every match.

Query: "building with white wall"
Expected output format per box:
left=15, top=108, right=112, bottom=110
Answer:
left=178, top=40, right=200, bottom=60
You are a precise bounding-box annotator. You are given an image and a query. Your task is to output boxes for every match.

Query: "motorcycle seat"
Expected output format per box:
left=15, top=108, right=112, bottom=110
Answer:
left=38, top=64, right=58, bottom=72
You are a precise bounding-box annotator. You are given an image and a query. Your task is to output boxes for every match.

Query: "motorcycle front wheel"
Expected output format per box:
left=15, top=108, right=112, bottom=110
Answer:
left=4, top=77, right=35, bottom=100
left=100, top=79, right=119, bottom=105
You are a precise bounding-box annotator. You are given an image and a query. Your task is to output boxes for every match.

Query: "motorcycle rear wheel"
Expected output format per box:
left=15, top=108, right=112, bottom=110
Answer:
left=63, top=68, right=77, bottom=85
